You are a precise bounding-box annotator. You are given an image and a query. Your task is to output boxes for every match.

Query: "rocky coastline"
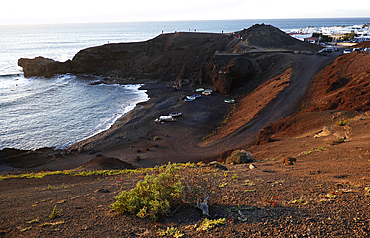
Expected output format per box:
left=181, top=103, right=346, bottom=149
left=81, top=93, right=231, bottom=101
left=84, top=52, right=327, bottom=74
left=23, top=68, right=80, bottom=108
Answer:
left=3, top=24, right=324, bottom=171
left=0, top=25, right=326, bottom=171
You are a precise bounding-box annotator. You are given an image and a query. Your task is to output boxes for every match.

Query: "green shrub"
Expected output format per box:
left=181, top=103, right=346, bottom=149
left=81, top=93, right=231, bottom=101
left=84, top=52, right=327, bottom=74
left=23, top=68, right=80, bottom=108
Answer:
left=112, top=163, right=223, bottom=220
left=49, top=205, right=62, bottom=219
left=111, top=163, right=183, bottom=220
left=19, top=226, right=32, bottom=233
left=225, top=150, right=254, bottom=164
left=328, top=137, right=345, bottom=145
left=290, top=197, right=307, bottom=205
left=197, top=218, right=226, bottom=231
left=365, top=187, right=370, bottom=197
left=26, top=217, right=39, bottom=224
left=337, top=120, right=347, bottom=126
left=158, top=226, right=184, bottom=237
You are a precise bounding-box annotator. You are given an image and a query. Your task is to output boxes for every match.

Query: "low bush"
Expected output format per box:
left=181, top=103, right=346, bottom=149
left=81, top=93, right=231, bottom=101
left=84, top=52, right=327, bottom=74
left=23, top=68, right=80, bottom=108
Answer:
left=225, top=150, right=254, bottom=164
left=111, top=163, right=183, bottom=220
left=328, top=137, right=345, bottom=145
left=49, top=205, right=62, bottom=219
left=197, top=218, right=226, bottom=231
left=158, top=226, right=184, bottom=237
left=111, top=163, right=222, bottom=220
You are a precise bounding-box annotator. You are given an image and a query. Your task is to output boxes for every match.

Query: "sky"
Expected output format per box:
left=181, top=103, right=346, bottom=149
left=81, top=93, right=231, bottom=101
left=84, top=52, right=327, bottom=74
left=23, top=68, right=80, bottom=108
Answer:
left=1, top=0, right=369, bottom=25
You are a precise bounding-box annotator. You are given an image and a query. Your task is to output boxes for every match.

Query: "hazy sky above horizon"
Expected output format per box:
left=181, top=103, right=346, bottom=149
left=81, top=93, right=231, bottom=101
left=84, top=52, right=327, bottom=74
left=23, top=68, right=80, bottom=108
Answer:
left=1, top=0, right=369, bottom=25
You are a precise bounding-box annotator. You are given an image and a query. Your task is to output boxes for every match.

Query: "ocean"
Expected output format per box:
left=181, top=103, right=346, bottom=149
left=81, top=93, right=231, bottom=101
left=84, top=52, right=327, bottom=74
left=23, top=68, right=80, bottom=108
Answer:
left=1, top=18, right=370, bottom=150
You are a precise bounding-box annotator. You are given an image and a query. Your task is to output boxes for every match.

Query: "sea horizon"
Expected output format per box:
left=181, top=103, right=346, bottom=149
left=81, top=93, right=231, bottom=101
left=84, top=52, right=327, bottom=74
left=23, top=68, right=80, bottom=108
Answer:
left=1, top=16, right=370, bottom=26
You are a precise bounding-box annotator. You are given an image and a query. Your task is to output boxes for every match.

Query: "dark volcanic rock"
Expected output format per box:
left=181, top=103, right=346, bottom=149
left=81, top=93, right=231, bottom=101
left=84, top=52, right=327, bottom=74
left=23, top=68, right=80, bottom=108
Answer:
left=0, top=147, right=62, bottom=168
left=281, top=157, right=296, bottom=165
left=70, top=32, right=238, bottom=80
left=199, top=57, right=255, bottom=94
left=76, top=156, right=133, bottom=170
left=236, top=24, right=299, bottom=49
left=18, top=57, right=72, bottom=77
left=217, top=57, right=255, bottom=94
left=235, top=24, right=321, bottom=51
left=18, top=33, right=238, bottom=83
left=0, top=148, right=26, bottom=159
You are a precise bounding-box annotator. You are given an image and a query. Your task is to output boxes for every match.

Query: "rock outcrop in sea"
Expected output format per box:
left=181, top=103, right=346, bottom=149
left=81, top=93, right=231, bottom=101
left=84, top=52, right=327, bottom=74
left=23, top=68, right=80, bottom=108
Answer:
left=18, top=57, right=72, bottom=78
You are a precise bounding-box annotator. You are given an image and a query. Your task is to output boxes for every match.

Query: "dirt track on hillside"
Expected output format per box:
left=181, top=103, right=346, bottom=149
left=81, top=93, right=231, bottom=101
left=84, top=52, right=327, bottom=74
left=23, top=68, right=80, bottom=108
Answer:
left=199, top=53, right=335, bottom=150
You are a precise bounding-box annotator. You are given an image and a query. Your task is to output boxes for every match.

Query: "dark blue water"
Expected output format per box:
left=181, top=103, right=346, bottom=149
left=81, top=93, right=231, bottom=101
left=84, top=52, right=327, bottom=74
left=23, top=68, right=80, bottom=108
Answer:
left=1, top=18, right=369, bottom=150
left=0, top=74, right=148, bottom=150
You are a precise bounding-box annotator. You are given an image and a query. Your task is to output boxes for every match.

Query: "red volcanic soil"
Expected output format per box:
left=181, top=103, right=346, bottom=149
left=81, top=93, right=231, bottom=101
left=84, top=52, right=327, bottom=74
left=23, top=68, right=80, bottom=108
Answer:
left=256, top=51, right=370, bottom=144
left=352, top=41, right=370, bottom=48
left=203, top=67, right=292, bottom=145
left=2, top=112, right=370, bottom=237
left=302, top=52, right=370, bottom=112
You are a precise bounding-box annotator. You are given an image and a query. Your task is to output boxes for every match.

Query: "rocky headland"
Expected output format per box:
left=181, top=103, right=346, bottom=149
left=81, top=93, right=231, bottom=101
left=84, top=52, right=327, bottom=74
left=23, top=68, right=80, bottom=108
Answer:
left=18, top=24, right=320, bottom=94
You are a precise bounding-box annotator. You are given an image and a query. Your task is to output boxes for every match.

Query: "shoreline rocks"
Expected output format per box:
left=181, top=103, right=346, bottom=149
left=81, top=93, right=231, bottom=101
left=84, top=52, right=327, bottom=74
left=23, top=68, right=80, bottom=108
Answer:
left=18, top=57, right=72, bottom=77
left=0, top=147, right=64, bottom=169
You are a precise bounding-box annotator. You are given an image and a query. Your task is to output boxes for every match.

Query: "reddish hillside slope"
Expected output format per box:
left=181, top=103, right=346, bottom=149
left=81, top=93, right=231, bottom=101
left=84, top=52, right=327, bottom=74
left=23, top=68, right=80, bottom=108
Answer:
left=302, top=52, right=370, bottom=112
left=256, top=51, right=370, bottom=144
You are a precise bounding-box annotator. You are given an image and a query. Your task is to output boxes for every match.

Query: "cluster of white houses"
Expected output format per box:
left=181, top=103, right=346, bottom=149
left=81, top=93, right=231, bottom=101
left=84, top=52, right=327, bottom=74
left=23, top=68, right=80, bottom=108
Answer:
left=288, top=24, right=370, bottom=44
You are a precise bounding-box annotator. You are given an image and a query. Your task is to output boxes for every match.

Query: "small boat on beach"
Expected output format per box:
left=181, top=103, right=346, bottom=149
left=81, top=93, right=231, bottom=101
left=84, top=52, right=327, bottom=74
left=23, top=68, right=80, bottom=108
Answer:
left=202, top=91, right=211, bottom=95
left=186, top=96, right=196, bottom=100
left=169, top=112, right=182, bottom=117
left=224, top=99, right=235, bottom=104
left=155, top=115, right=176, bottom=122
left=196, top=88, right=204, bottom=92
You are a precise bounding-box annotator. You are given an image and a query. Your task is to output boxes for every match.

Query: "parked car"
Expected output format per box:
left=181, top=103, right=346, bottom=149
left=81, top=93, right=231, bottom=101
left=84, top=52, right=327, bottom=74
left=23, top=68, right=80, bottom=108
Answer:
left=364, top=48, right=370, bottom=52
left=317, top=48, right=332, bottom=56
left=343, top=49, right=352, bottom=54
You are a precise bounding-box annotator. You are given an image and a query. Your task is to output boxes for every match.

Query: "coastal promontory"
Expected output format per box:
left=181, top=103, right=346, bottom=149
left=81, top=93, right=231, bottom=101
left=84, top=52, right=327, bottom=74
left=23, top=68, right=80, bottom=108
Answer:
left=18, top=24, right=320, bottom=94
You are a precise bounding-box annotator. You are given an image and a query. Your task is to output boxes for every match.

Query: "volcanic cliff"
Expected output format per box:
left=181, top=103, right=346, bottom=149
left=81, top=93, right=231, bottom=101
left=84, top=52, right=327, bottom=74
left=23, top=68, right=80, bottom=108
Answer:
left=18, top=24, right=320, bottom=94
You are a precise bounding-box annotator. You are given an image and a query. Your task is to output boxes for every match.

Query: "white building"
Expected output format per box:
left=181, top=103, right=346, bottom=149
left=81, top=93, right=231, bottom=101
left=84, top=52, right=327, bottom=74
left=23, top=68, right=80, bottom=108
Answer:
left=354, top=36, right=370, bottom=42
left=288, top=24, right=370, bottom=42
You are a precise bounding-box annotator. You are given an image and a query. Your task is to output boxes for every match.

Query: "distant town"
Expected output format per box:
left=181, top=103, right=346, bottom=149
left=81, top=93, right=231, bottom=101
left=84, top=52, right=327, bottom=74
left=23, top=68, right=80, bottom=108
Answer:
left=287, top=23, right=370, bottom=46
